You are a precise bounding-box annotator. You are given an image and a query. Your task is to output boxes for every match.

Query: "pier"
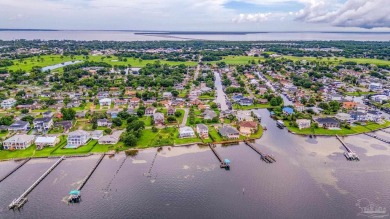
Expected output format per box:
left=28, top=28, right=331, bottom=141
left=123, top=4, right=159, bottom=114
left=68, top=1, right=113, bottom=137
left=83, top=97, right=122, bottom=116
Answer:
left=0, top=158, right=31, bottom=183
left=208, top=144, right=230, bottom=169
left=9, top=156, right=65, bottom=209
left=335, top=135, right=359, bottom=161
left=379, top=129, right=390, bottom=135
left=244, top=141, right=275, bottom=163
left=77, top=154, right=105, bottom=191
left=364, top=133, right=390, bottom=144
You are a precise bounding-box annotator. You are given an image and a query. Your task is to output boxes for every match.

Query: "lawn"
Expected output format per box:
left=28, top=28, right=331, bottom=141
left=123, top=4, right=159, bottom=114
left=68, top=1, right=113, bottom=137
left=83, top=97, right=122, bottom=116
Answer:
left=343, top=91, right=376, bottom=97
left=90, top=142, right=126, bottom=153
left=51, top=140, right=98, bottom=155
left=208, top=126, right=223, bottom=142
left=137, top=127, right=176, bottom=148
left=250, top=126, right=264, bottom=139
left=233, top=103, right=272, bottom=110
left=173, top=130, right=201, bottom=145
left=207, top=56, right=265, bottom=65
left=139, top=116, right=153, bottom=126
left=6, top=55, right=197, bottom=72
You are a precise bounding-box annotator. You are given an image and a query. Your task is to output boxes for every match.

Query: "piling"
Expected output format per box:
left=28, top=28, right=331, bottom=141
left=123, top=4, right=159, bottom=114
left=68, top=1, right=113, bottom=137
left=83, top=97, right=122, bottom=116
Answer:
left=335, top=135, right=359, bottom=161
left=244, top=141, right=276, bottom=163
left=0, top=158, right=31, bottom=183
left=208, top=144, right=230, bottom=169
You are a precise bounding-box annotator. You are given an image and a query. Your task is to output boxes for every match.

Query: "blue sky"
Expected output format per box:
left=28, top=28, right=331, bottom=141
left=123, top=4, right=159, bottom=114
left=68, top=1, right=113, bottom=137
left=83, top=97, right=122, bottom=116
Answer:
left=0, top=0, right=388, bottom=31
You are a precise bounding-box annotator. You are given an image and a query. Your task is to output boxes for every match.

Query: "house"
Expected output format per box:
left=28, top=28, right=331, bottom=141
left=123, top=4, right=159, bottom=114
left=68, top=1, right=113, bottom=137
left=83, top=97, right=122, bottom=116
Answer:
left=107, top=110, right=119, bottom=118
left=54, top=121, right=73, bottom=132
left=239, top=98, right=254, bottom=106
left=2, top=134, right=35, bottom=150
left=97, top=119, right=112, bottom=127
left=296, top=119, right=311, bottom=130
left=179, top=126, right=195, bottom=138
left=153, top=113, right=165, bottom=125
left=371, top=95, right=388, bottom=103
left=1, top=98, right=16, bottom=109
left=97, top=92, right=109, bottom=99
left=115, top=99, right=127, bottom=106
left=90, top=130, right=104, bottom=140
left=342, top=102, right=357, bottom=110
left=35, top=136, right=59, bottom=149
left=329, top=94, right=343, bottom=101
left=282, top=107, right=294, bottom=115
left=167, top=107, right=176, bottom=116
left=218, top=125, right=240, bottom=139
left=236, top=110, right=254, bottom=121
left=129, top=97, right=140, bottom=106
left=43, top=110, right=54, bottom=118
left=196, top=124, right=209, bottom=138
left=33, top=117, right=53, bottom=132
left=294, top=102, right=305, bottom=112
left=203, top=109, right=217, bottom=120
left=98, top=131, right=123, bottom=144
left=369, top=82, right=382, bottom=91
left=75, top=111, right=86, bottom=118
left=239, top=121, right=258, bottom=136
left=162, top=92, right=173, bottom=99
left=336, top=113, right=354, bottom=122
left=127, top=108, right=137, bottom=115
left=349, top=111, right=367, bottom=122
left=367, top=110, right=382, bottom=122
left=258, top=99, right=268, bottom=104
left=232, top=94, right=244, bottom=102
left=145, top=107, right=156, bottom=116
left=99, top=98, right=112, bottom=106
left=67, top=130, right=90, bottom=148
left=8, top=121, right=29, bottom=132
left=315, top=117, right=340, bottom=129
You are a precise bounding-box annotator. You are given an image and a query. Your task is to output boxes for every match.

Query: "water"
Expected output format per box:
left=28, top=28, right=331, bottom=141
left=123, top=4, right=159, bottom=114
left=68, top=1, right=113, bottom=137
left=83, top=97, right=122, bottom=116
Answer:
left=41, top=60, right=83, bottom=72
left=0, top=31, right=389, bottom=41
left=0, top=109, right=389, bottom=218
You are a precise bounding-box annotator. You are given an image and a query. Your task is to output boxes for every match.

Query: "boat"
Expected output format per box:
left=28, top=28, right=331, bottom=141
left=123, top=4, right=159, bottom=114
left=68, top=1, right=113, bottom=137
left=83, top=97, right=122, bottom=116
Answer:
left=276, top=120, right=285, bottom=129
left=68, top=190, right=81, bottom=203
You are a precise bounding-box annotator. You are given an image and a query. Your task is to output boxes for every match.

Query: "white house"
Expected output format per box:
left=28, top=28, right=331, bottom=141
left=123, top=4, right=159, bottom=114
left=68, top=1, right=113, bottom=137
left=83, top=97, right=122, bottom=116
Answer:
left=90, top=130, right=104, bottom=140
left=1, top=98, right=17, bottom=109
left=35, top=136, right=59, bottom=149
left=98, top=131, right=123, bottom=144
left=196, top=124, right=209, bottom=138
left=162, top=92, right=173, bottom=99
left=67, top=130, right=90, bottom=148
left=369, top=83, right=383, bottom=91
left=99, top=98, right=112, bottom=106
left=33, top=117, right=53, bottom=132
left=3, top=134, right=35, bottom=150
left=97, top=119, right=112, bottom=127
left=371, top=95, right=388, bottom=103
left=296, top=119, right=311, bottom=130
left=179, top=126, right=195, bottom=138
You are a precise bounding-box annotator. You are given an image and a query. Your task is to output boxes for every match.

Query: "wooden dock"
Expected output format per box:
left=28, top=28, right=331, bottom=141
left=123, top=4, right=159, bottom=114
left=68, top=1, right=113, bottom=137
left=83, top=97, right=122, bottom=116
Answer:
left=208, top=144, right=230, bottom=169
left=77, top=154, right=105, bottom=191
left=335, top=135, right=359, bottom=161
left=244, top=141, right=276, bottom=163
left=364, top=133, right=390, bottom=144
left=0, top=158, right=31, bottom=183
left=9, top=156, right=65, bottom=209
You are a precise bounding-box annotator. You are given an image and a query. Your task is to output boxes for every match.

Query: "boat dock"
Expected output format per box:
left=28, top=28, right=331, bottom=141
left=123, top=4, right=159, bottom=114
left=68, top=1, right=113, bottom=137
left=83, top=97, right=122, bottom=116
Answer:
left=77, top=154, right=105, bottom=191
left=244, top=141, right=276, bottom=163
left=379, top=129, right=390, bottom=135
left=9, top=156, right=65, bottom=209
left=0, top=158, right=31, bottom=183
left=364, top=133, right=390, bottom=144
left=208, top=144, right=230, bottom=169
left=335, top=135, right=359, bottom=161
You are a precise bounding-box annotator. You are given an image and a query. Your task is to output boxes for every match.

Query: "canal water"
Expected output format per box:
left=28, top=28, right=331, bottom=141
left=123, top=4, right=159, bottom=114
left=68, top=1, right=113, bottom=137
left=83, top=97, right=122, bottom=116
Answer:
left=0, top=109, right=390, bottom=218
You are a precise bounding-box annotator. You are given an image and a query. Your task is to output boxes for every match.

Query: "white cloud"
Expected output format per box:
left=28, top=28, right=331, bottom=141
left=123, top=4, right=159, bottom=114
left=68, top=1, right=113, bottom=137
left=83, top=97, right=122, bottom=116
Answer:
left=232, top=13, right=272, bottom=23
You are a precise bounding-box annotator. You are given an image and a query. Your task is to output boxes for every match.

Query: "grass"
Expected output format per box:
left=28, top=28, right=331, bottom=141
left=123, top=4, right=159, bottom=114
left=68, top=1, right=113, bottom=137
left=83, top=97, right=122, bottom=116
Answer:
left=139, top=116, right=153, bottom=126
left=250, top=126, right=264, bottom=139
left=52, top=140, right=98, bottom=155
left=208, top=126, right=223, bottom=142
left=343, top=91, right=376, bottom=96
left=232, top=103, right=272, bottom=110
left=136, top=127, right=176, bottom=148
left=5, top=55, right=197, bottom=72
left=207, top=56, right=264, bottom=65
left=173, top=129, right=201, bottom=145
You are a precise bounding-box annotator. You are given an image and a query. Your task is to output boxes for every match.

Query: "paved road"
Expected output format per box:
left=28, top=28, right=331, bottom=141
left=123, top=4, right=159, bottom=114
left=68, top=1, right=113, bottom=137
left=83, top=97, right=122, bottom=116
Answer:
left=181, top=108, right=189, bottom=127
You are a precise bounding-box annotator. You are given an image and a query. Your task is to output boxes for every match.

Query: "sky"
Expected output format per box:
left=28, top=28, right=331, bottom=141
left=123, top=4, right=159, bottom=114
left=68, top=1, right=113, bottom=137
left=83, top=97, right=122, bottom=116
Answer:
left=0, top=0, right=389, bottom=31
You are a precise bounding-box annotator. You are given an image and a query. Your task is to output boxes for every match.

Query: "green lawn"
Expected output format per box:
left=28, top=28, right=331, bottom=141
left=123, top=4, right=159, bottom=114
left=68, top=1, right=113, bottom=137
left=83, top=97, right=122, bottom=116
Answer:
left=343, top=91, right=376, bottom=97
left=6, top=55, right=197, bottom=72
left=233, top=103, right=272, bottom=110
left=250, top=126, right=264, bottom=139
left=208, top=126, right=223, bottom=142
left=139, top=116, right=153, bottom=126
left=137, top=127, right=176, bottom=148
left=51, top=140, right=98, bottom=155
left=173, top=129, right=201, bottom=145
left=207, top=56, right=264, bottom=65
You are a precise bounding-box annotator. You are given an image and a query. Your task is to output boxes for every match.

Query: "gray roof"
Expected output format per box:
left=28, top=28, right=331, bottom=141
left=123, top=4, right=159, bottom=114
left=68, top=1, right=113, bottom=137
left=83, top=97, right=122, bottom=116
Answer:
left=196, top=124, right=208, bottom=131
left=33, top=117, right=52, bottom=123
left=218, top=126, right=239, bottom=136
left=10, top=120, right=29, bottom=128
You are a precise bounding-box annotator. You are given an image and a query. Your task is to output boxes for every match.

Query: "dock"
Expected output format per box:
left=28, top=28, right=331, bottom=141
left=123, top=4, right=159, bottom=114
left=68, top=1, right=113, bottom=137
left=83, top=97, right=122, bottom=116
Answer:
left=9, top=156, right=65, bottom=209
left=77, top=154, right=105, bottom=191
left=208, top=144, right=230, bottom=169
left=244, top=141, right=276, bottom=163
left=0, top=158, right=31, bottom=183
left=335, top=135, right=359, bottom=161
left=379, top=129, right=390, bottom=135
left=364, top=133, right=390, bottom=144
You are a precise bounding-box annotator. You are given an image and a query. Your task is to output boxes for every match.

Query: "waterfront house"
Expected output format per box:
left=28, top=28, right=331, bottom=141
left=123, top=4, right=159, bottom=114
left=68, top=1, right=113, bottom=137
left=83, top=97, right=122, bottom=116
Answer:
left=35, top=136, right=59, bottom=149
left=371, top=95, right=388, bottom=103
left=239, top=121, right=258, bottom=136
left=3, top=134, right=35, bottom=150
left=349, top=111, right=367, bottom=122
left=367, top=110, right=383, bottom=123
left=33, top=117, right=53, bottom=132
left=218, top=125, right=240, bottom=139
left=67, top=130, right=90, bottom=148
left=179, top=126, right=195, bottom=138
left=8, top=121, right=29, bottom=132
left=1, top=98, right=16, bottom=109
left=145, top=107, right=156, bottom=116
left=97, top=119, right=112, bottom=127
left=98, top=131, right=123, bottom=144
left=236, top=110, right=254, bottom=122
left=99, top=98, right=112, bottom=106
left=196, top=124, right=209, bottom=139
left=296, top=119, right=311, bottom=130
left=239, top=98, right=254, bottom=106
left=315, top=117, right=340, bottom=129
left=153, top=113, right=165, bottom=125
left=90, top=130, right=104, bottom=140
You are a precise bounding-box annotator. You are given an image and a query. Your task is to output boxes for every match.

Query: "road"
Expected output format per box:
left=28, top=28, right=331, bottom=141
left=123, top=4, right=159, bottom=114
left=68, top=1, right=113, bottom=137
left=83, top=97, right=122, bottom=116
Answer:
left=193, top=55, right=202, bottom=80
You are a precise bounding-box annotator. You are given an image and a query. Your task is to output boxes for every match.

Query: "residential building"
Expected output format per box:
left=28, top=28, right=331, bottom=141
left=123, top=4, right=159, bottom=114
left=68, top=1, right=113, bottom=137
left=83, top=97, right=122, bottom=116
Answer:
left=67, top=130, right=90, bottom=148
left=97, top=119, right=112, bottom=127
left=196, top=124, right=209, bottom=139
left=367, top=110, right=382, bottom=122
left=369, top=82, right=383, bottom=91
left=342, top=102, right=357, bottom=110
left=296, top=119, right=311, bottom=130
left=218, top=125, right=240, bottom=139
left=3, top=134, right=35, bottom=150
left=315, top=117, right=340, bottom=129
left=145, top=107, right=156, bottom=116
left=35, top=136, right=59, bottom=149
left=179, top=126, right=195, bottom=138
left=236, top=110, right=254, bottom=121
left=98, top=131, right=123, bottom=144
left=336, top=113, right=354, bottom=122
left=239, top=121, right=258, bottom=136
left=43, top=110, right=54, bottom=118
left=163, top=92, right=173, bottom=99
left=239, top=98, right=254, bottom=106
left=294, top=103, right=305, bottom=112
left=99, top=98, right=112, bottom=106
left=203, top=109, right=217, bottom=120
left=153, top=113, right=165, bottom=125
left=33, top=117, right=53, bottom=132
left=91, top=130, right=104, bottom=140
left=371, top=95, right=388, bottom=103
left=8, top=121, right=29, bottom=132
left=1, top=98, right=16, bottom=109
left=349, top=111, right=367, bottom=122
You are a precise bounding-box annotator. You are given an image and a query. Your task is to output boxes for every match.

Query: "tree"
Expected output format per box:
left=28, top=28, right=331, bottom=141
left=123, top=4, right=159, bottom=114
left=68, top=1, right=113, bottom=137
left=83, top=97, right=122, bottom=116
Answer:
left=118, top=111, right=130, bottom=120
left=121, top=132, right=137, bottom=147
left=104, top=128, right=112, bottom=134
left=167, top=116, right=176, bottom=123
left=174, top=111, right=182, bottom=117
left=137, top=109, right=145, bottom=117
left=0, top=116, right=13, bottom=126
left=61, top=108, right=76, bottom=120
left=21, top=109, right=29, bottom=114
left=152, top=126, right=158, bottom=132
left=21, top=115, right=34, bottom=124
left=171, top=90, right=179, bottom=97
left=112, top=118, right=123, bottom=127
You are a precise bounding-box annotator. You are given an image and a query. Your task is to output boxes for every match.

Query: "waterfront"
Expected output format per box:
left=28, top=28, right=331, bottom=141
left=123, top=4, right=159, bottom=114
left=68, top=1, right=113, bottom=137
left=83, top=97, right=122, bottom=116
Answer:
left=0, top=109, right=389, bottom=218
left=1, top=31, right=390, bottom=41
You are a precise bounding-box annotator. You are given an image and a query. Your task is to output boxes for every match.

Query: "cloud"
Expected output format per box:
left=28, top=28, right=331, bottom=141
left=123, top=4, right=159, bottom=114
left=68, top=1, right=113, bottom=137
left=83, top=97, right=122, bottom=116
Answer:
left=296, top=0, right=390, bottom=29
left=232, top=13, right=272, bottom=23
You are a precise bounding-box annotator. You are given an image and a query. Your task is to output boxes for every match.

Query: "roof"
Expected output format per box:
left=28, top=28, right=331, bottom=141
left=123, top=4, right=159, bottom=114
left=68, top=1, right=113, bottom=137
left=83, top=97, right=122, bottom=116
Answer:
left=218, top=126, right=239, bottom=135
left=315, top=117, right=339, bottom=124
left=4, top=134, right=35, bottom=143
left=33, top=117, right=52, bottom=123
left=10, top=120, right=29, bottom=127
left=196, top=124, right=208, bottom=130
left=35, top=136, right=57, bottom=144
left=239, top=121, right=257, bottom=129
left=179, top=126, right=194, bottom=133
left=68, top=130, right=89, bottom=137
left=153, top=113, right=164, bottom=120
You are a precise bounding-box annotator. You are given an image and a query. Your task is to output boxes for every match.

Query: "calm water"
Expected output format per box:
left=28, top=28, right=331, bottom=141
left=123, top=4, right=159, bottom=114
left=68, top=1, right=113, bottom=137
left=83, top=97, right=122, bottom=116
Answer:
left=0, top=109, right=389, bottom=218
left=41, top=60, right=83, bottom=72
left=0, top=31, right=389, bottom=41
